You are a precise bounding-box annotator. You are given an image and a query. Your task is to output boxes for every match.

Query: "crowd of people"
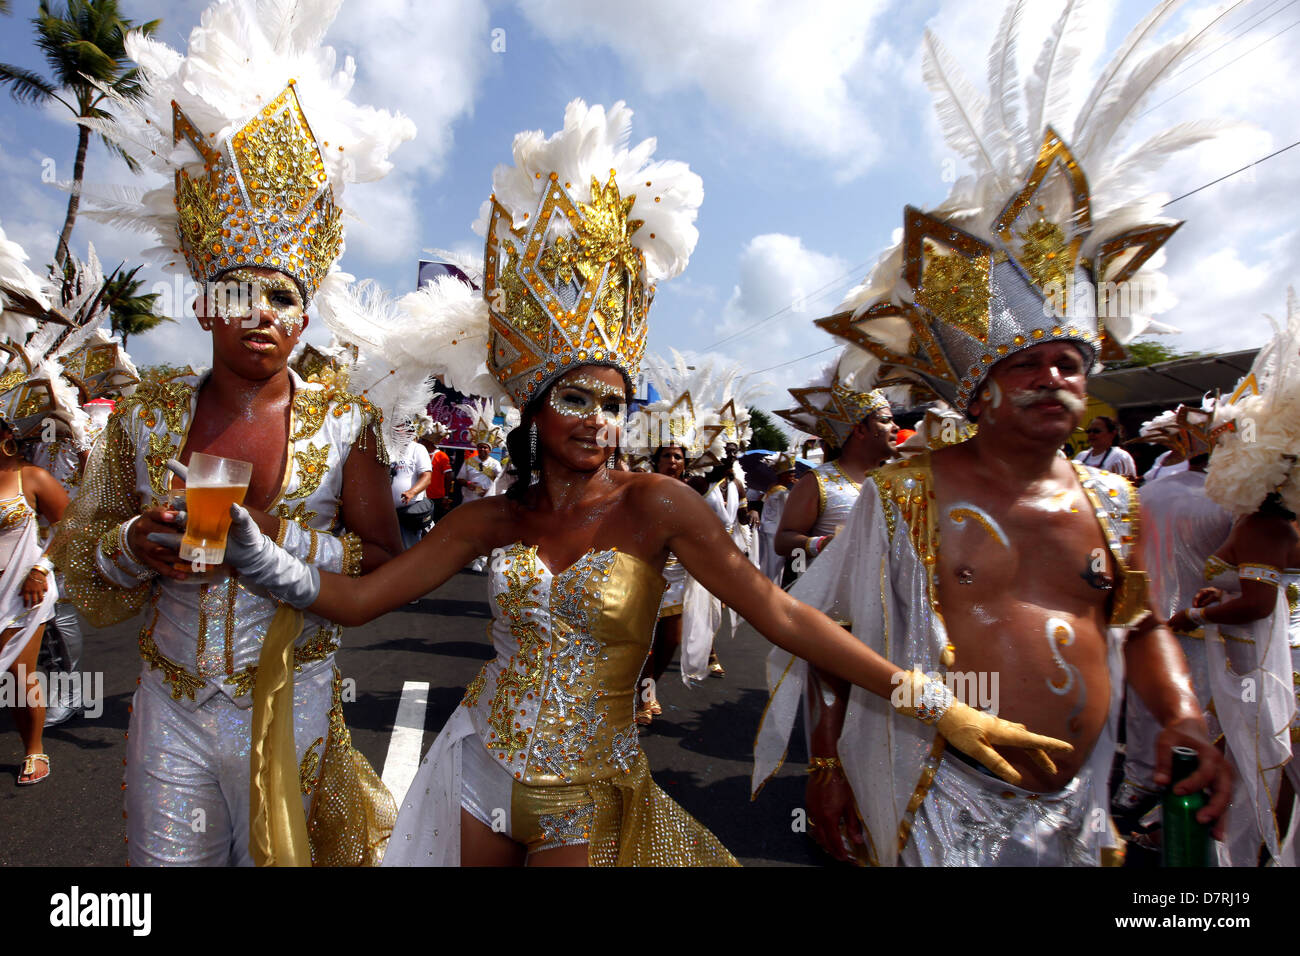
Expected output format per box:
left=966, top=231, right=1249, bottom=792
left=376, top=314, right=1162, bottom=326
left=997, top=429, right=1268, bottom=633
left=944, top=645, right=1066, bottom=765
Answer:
left=0, top=0, right=1295, bottom=869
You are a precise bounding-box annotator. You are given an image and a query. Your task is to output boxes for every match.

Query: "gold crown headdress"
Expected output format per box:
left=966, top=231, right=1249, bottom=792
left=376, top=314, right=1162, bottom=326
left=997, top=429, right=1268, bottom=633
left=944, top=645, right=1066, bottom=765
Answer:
left=775, top=354, right=891, bottom=451
left=1205, top=289, right=1300, bottom=517
left=474, top=101, right=703, bottom=408
left=816, top=1, right=1240, bottom=416
left=80, top=0, right=414, bottom=304
left=632, top=350, right=738, bottom=474
left=458, top=398, right=505, bottom=449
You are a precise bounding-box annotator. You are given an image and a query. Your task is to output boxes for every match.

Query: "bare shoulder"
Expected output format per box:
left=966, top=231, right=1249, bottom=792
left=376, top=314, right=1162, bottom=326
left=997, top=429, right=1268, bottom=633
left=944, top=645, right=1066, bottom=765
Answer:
left=621, top=471, right=703, bottom=523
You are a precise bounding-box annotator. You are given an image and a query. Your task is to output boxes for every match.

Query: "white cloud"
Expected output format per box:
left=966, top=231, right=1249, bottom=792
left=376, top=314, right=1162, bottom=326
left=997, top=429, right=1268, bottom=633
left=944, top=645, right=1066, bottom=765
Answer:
left=660, top=233, right=853, bottom=412
left=514, top=0, right=891, bottom=180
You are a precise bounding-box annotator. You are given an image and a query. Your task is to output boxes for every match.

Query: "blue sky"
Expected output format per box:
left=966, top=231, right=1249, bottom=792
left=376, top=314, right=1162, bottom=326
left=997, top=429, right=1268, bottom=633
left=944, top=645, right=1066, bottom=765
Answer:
left=2, top=0, right=1296, bottom=418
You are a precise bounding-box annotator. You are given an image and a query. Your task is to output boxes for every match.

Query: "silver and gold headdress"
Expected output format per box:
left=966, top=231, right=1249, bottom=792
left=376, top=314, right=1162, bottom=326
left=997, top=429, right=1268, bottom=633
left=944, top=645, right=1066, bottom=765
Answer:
left=775, top=355, right=891, bottom=451
left=817, top=1, right=1238, bottom=416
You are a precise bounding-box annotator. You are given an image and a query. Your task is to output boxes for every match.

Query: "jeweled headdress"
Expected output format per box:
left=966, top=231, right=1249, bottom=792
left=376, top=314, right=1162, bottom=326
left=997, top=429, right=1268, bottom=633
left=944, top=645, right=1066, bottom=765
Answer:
left=1132, top=397, right=1218, bottom=463
left=475, top=101, right=703, bottom=408
left=816, top=1, right=1238, bottom=416
left=81, top=0, right=414, bottom=304
left=774, top=355, right=891, bottom=451
left=632, top=350, right=735, bottom=475
left=0, top=244, right=139, bottom=444
left=1205, top=289, right=1300, bottom=517
left=458, top=398, right=504, bottom=449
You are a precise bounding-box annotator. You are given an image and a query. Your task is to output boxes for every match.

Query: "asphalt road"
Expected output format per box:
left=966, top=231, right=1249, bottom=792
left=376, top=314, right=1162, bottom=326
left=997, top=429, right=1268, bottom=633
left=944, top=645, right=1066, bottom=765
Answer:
left=0, top=568, right=823, bottom=867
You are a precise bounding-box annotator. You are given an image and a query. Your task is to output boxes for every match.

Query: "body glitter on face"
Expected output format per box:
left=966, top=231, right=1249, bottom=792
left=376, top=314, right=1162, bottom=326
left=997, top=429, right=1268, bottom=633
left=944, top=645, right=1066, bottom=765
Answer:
left=211, top=268, right=306, bottom=336
left=547, top=372, right=627, bottom=428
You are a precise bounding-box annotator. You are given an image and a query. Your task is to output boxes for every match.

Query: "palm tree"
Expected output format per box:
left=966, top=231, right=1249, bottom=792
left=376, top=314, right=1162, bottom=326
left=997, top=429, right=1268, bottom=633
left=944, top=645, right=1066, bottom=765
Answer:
left=0, top=1, right=159, bottom=266
left=100, top=265, right=169, bottom=349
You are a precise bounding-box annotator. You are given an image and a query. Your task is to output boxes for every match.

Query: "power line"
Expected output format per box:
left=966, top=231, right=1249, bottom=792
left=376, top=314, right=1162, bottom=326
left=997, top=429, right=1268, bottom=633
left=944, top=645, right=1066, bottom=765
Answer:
left=1168, top=0, right=1296, bottom=81
left=1163, top=137, right=1300, bottom=206
left=1140, top=13, right=1300, bottom=118
left=749, top=344, right=840, bottom=375
left=698, top=257, right=874, bottom=351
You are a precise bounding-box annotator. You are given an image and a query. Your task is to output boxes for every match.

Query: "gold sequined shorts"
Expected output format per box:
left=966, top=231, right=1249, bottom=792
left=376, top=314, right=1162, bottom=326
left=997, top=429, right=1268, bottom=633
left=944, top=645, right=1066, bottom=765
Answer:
left=461, top=738, right=595, bottom=854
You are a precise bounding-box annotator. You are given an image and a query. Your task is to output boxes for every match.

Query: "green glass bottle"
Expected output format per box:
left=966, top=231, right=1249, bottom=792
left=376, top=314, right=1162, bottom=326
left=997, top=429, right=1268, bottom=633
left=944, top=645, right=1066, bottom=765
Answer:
left=1162, top=746, right=1211, bottom=867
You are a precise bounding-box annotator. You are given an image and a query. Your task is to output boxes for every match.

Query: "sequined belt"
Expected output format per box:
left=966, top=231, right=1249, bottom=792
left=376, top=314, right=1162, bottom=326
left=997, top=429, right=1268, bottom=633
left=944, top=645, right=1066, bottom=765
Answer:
left=139, top=624, right=339, bottom=702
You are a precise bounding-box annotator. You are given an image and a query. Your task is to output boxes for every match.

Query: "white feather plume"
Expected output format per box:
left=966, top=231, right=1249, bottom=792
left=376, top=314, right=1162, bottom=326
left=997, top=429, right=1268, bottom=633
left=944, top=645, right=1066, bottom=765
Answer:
left=396, top=274, right=499, bottom=402
left=80, top=0, right=415, bottom=280
left=312, top=278, right=436, bottom=459
left=472, top=99, right=703, bottom=285
left=0, top=220, right=49, bottom=342
left=1205, top=289, right=1300, bottom=516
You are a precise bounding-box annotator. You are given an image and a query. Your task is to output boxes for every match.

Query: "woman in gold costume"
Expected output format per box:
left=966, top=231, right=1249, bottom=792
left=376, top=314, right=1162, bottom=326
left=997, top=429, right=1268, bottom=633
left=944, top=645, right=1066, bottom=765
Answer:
left=212, top=100, right=1072, bottom=866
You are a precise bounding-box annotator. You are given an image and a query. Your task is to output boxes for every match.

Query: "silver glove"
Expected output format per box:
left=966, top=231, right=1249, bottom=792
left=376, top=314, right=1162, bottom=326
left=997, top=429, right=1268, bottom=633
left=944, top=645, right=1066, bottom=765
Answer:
left=150, top=504, right=320, bottom=608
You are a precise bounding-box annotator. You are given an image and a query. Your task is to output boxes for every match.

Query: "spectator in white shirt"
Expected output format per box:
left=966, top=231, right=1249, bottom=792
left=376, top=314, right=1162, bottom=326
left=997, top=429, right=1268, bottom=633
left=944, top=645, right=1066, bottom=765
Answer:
left=1072, top=415, right=1137, bottom=478
left=391, top=439, right=434, bottom=550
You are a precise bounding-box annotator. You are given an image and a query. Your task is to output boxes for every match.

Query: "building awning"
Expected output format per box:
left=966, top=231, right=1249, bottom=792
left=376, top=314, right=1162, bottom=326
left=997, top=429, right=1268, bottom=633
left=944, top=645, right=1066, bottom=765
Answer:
left=1087, top=348, right=1258, bottom=409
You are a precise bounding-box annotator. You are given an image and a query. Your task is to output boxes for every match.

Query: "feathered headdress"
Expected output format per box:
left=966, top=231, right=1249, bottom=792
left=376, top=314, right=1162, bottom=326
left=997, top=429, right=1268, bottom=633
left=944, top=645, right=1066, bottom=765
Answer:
left=0, top=245, right=139, bottom=445
left=816, top=0, right=1239, bottom=416
left=774, top=351, right=892, bottom=451
left=1132, top=395, right=1218, bottom=463
left=458, top=397, right=504, bottom=449
left=408, top=101, right=703, bottom=409
left=0, top=220, right=52, bottom=343
left=634, top=350, right=756, bottom=474
left=1205, top=289, right=1300, bottom=516
left=79, top=0, right=415, bottom=304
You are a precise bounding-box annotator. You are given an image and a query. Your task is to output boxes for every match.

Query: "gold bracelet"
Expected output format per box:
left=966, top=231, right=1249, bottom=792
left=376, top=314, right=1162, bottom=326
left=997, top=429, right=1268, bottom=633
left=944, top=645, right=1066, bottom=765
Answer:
left=28, top=566, right=49, bottom=578
left=806, top=756, right=844, bottom=777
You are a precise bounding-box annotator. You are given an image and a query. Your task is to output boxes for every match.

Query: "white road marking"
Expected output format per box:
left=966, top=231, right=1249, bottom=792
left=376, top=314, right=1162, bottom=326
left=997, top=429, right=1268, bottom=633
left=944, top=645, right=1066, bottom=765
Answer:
left=382, top=680, right=429, bottom=806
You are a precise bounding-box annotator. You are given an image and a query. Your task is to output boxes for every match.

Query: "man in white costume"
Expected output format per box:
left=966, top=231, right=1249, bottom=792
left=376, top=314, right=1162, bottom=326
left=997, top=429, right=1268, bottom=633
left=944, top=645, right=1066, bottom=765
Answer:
left=57, top=0, right=416, bottom=866
left=753, top=1, right=1234, bottom=865
left=1112, top=404, right=1230, bottom=831
left=764, top=355, right=897, bottom=862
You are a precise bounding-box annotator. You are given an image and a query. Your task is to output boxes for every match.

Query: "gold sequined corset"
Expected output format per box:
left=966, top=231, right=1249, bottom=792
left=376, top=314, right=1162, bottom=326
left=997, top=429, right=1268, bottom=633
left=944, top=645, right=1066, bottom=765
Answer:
left=462, top=543, right=664, bottom=787
left=812, top=462, right=862, bottom=537
left=0, top=493, right=34, bottom=571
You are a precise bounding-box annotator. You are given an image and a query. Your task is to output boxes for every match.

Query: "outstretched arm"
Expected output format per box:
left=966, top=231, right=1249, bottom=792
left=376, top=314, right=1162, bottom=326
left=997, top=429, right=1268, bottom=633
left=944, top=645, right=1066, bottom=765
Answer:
left=224, top=496, right=498, bottom=627
left=659, top=479, right=1072, bottom=783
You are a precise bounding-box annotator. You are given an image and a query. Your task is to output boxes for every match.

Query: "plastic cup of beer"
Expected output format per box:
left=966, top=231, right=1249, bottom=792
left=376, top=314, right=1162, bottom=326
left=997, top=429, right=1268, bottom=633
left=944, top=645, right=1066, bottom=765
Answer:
left=179, top=453, right=253, bottom=570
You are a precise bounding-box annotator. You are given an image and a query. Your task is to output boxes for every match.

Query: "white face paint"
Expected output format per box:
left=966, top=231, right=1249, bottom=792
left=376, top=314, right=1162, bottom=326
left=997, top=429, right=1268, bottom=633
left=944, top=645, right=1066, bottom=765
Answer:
left=211, top=268, right=306, bottom=336
left=1008, top=386, right=1087, bottom=416
left=946, top=502, right=1009, bottom=548
left=1043, top=616, right=1086, bottom=734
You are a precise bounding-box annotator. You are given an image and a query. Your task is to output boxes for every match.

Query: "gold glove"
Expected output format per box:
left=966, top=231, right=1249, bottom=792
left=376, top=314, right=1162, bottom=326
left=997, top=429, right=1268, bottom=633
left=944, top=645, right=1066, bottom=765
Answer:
left=892, top=670, right=1072, bottom=785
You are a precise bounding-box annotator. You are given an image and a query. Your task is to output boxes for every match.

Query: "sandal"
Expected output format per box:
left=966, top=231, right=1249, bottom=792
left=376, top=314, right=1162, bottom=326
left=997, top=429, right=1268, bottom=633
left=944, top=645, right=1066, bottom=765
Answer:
left=649, top=698, right=662, bottom=716
left=708, top=654, right=726, bottom=678
left=18, top=753, right=49, bottom=786
left=635, top=704, right=654, bottom=726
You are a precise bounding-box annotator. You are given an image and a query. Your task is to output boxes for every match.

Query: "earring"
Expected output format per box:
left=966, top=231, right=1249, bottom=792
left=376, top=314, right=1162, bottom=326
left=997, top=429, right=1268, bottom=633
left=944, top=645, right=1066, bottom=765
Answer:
left=1, top=438, right=15, bottom=457
left=607, top=452, right=616, bottom=470
left=529, top=422, right=538, bottom=460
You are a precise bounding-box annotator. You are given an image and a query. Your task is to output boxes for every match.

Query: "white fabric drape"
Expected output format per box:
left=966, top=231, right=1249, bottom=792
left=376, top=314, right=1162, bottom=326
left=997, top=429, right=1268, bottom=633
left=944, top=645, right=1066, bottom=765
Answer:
left=0, top=520, right=57, bottom=673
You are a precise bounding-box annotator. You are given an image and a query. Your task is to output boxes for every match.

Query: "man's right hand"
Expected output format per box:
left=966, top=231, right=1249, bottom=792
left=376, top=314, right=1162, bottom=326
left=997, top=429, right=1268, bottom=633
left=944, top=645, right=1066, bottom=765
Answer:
left=128, top=507, right=189, bottom=580
left=806, top=769, right=866, bottom=863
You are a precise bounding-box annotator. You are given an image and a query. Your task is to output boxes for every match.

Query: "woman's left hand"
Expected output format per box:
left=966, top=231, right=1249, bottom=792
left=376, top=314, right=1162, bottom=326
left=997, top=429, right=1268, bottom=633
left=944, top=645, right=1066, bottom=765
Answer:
left=21, top=567, right=48, bottom=608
